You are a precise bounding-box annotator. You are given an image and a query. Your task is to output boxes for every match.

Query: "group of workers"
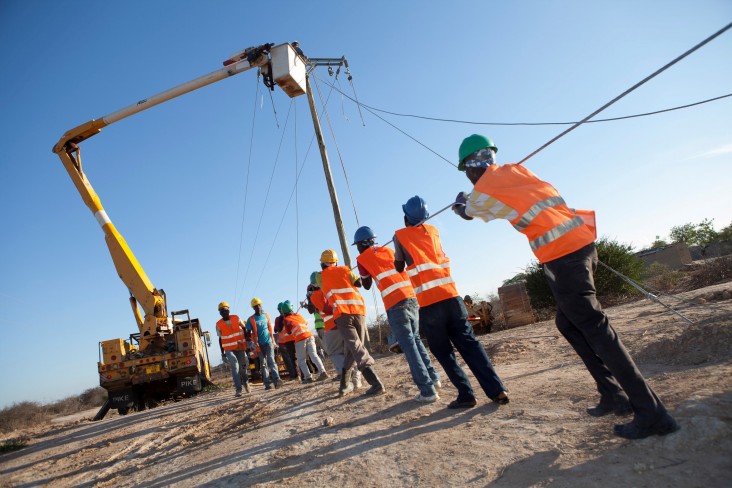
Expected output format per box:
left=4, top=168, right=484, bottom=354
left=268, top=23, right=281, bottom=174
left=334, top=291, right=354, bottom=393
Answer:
left=216, top=134, right=680, bottom=441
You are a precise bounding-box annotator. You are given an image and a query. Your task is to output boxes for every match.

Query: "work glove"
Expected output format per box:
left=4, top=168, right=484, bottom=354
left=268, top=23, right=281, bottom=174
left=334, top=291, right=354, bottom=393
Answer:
left=452, top=191, right=474, bottom=220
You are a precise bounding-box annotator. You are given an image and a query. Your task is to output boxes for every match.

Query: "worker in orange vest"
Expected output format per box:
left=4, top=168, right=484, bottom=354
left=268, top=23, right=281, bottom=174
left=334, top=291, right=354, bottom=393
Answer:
left=246, top=297, right=284, bottom=390
left=452, top=134, right=679, bottom=439
left=394, top=196, right=509, bottom=409
left=353, top=226, right=442, bottom=403
left=307, top=271, right=363, bottom=389
left=215, top=301, right=250, bottom=397
left=274, top=302, right=299, bottom=381
left=280, top=300, right=328, bottom=383
left=319, top=249, right=385, bottom=396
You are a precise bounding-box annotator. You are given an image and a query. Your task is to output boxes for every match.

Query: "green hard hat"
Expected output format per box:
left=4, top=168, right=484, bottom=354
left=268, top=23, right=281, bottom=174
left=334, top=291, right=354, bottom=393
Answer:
left=281, top=300, right=294, bottom=314
left=458, top=134, right=497, bottom=171
left=277, top=302, right=284, bottom=312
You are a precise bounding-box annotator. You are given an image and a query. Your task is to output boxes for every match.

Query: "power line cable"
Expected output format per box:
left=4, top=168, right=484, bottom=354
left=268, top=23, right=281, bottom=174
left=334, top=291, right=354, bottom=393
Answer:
left=237, top=101, right=294, bottom=299
left=315, top=76, right=732, bottom=126
left=312, top=76, right=361, bottom=226
left=233, top=76, right=260, bottom=306
left=517, top=22, right=732, bottom=164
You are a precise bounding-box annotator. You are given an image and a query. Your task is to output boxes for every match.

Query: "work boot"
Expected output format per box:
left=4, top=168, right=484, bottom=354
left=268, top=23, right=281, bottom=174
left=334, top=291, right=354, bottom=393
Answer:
left=361, top=366, right=386, bottom=396
left=316, top=371, right=329, bottom=381
left=338, top=368, right=354, bottom=396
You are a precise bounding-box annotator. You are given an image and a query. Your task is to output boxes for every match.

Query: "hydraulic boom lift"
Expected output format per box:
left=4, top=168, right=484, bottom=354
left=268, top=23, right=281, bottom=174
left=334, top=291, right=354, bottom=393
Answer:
left=53, top=42, right=326, bottom=418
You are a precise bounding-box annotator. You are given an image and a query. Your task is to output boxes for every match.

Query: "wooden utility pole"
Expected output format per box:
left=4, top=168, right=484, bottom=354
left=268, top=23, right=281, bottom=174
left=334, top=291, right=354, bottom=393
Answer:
left=305, top=75, right=352, bottom=268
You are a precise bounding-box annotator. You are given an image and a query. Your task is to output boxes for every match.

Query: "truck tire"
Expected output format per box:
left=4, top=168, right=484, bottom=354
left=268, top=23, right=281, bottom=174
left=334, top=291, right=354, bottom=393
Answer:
left=117, top=406, right=130, bottom=415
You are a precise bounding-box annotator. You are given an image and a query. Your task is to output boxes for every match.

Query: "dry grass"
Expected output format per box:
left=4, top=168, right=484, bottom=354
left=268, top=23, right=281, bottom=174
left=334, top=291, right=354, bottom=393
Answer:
left=0, top=387, right=107, bottom=434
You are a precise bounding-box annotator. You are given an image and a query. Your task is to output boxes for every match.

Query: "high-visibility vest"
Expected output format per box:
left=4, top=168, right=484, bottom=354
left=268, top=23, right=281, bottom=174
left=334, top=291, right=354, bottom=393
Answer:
left=310, top=289, right=336, bottom=331
left=314, top=312, right=325, bottom=330
left=394, top=224, right=459, bottom=308
left=248, top=313, right=274, bottom=350
left=357, top=245, right=415, bottom=310
left=282, top=313, right=312, bottom=342
left=321, top=265, right=366, bottom=318
left=274, top=315, right=293, bottom=344
left=475, top=164, right=596, bottom=263
left=216, top=315, right=246, bottom=351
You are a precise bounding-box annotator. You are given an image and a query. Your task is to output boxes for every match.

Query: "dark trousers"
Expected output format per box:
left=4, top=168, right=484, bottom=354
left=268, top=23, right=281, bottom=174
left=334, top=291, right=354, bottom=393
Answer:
left=543, top=243, right=668, bottom=425
left=280, top=341, right=298, bottom=379
left=419, top=296, right=506, bottom=401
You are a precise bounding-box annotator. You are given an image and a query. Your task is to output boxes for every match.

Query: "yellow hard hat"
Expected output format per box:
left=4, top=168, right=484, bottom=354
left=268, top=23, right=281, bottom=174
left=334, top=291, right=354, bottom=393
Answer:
left=320, top=249, right=339, bottom=264
left=218, top=301, right=230, bottom=310
left=250, top=297, right=263, bottom=307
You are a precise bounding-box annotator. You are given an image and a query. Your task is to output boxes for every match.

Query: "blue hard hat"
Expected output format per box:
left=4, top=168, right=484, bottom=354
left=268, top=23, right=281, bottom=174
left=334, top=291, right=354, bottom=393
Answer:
left=352, top=226, right=376, bottom=245
left=402, top=196, right=429, bottom=225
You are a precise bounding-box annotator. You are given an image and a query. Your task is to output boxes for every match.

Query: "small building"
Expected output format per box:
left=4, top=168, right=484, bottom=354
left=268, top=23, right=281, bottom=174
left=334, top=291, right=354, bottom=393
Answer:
left=497, top=282, right=535, bottom=329
left=635, top=242, right=692, bottom=270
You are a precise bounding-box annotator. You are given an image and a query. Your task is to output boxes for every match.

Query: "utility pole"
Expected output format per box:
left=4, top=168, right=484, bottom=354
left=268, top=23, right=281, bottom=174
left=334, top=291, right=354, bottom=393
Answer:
left=304, top=74, right=352, bottom=268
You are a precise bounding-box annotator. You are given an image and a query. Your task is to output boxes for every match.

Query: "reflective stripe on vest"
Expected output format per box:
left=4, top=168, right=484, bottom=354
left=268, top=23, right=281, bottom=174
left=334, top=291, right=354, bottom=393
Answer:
left=321, top=266, right=366, bottom=318
left=217, top=316, right=245, bottom=351
left=394, top=224, right=459, bottom=308
left=474, top=164, right=595, bottom=263
left=283, top=314, right=312, bottom=342
left=356, top=246, right=415, bottom=310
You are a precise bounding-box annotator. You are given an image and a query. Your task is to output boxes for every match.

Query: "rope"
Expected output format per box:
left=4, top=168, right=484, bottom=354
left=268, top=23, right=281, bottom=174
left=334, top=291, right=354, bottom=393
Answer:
left=517, top=22, right=732, bottom=165
left=312, top=76, right=360, bottom=226
left=233, top=77, right=261, bottom=306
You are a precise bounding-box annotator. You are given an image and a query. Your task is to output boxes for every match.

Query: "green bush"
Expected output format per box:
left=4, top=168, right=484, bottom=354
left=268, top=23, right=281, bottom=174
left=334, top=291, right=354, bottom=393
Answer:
left=509, top=237, right=644, bottom=310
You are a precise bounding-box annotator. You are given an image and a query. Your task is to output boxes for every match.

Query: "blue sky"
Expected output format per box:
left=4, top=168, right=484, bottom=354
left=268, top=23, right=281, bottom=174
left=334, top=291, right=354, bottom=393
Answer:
left=1, top=1, right=730, bottom=408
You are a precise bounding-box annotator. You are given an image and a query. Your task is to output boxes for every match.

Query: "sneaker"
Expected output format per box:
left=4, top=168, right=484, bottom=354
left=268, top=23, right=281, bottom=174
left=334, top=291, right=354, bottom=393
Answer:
left=265, top=384, right=274, bottom=390
left=235, top=391, right=242, bottom=398
left=448, top=398, right=477, bottom=409
left=433, top=380, right=442, bottom=389
left=316, top=371, right=329, bottom=381
left=414, top=392, right=439, bottom=403
left=614, top=414, right=680, bottom=440
left=301, top=378, right=314, bottom=384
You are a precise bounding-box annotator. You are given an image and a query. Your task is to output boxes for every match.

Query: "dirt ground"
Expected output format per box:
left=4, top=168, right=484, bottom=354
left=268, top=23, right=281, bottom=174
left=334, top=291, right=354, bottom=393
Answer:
left=2, top=282, right=731, bottom=487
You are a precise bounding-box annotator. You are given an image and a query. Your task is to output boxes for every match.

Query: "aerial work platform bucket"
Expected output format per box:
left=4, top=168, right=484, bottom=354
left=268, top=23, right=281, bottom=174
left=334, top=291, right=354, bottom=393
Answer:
left=270, top=43, right=307, bottom=98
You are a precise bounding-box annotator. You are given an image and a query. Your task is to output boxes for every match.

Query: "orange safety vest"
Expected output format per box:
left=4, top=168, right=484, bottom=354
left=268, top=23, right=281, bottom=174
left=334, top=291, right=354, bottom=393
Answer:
left=394, top=224, right=459, bottom=308
left=274, top=315, right=293, bottom=344
left=321, top=265, right=366, bottom=318
left=216, top=315, right=246, bottom=351
left=248, top=313, right=274, bottom=350
left=282, top=313, right=312, bottom=342
left=310, top=289, right=336, bottom=331
left=357, top=245, right=415, bottom=310
left=475, top=164, right=596, bottom=263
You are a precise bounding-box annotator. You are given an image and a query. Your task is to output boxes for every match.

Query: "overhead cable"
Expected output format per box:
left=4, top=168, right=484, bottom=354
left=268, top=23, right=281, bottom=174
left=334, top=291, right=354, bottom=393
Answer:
left=233, top=77, right=261, bottom=306
left=518, top=22, right=732, bottom=164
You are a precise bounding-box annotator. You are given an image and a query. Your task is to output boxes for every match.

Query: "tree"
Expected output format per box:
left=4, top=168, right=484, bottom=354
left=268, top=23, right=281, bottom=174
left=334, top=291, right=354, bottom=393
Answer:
left=719, top=221, right=732, bottom=241
left=513, top=237, right=644, bottom=311
left=650, top=235, right=668, bottom=249
left=669, top=218, right=719, bottom=247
